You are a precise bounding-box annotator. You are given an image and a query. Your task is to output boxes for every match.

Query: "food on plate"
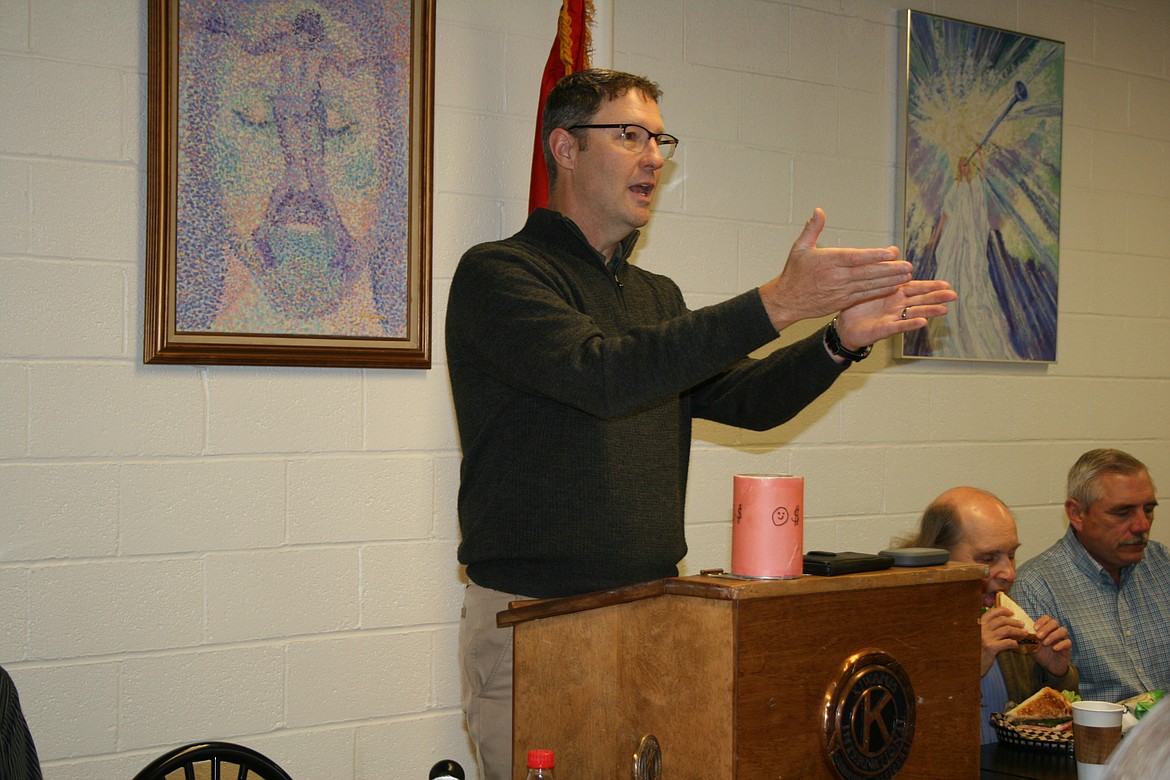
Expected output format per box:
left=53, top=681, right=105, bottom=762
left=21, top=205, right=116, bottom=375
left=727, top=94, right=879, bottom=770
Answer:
left=1119, top=690, right=1164, bottom=720
left=996, top=591, right=1040, bottom=654
left=1003, top=686, right=1075, bottom=732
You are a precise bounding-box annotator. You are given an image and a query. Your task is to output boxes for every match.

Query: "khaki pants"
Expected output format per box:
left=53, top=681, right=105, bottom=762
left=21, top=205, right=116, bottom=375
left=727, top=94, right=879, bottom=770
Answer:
left=460, top=583, right=528, bottom=780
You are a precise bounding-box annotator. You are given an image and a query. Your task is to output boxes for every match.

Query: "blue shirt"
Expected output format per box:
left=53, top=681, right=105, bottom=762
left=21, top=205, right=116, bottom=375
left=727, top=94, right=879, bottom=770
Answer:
left=980, top=658, right=1009, bottom=744
left=1012, top=527, right=1170, bottom=702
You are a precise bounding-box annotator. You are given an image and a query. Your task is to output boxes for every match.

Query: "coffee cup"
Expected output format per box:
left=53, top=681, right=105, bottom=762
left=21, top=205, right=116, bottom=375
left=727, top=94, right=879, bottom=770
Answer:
left=1072, top=700, right=1124, bottom=780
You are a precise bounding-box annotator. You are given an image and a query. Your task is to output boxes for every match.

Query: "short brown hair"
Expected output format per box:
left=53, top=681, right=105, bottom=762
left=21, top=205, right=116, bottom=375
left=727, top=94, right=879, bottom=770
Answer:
left=893, top=498, right=964, bottom=553
left=542, top=69, right=663, bottom=189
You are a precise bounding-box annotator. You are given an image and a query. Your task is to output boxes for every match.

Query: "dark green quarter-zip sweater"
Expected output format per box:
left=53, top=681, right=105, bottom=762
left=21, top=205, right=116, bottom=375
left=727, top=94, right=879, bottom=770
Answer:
left=446, top=208, right=847, bottom=598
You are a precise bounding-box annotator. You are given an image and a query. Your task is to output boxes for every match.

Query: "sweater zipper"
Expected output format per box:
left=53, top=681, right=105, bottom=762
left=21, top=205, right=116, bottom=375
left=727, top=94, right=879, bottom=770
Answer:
left=606, top=258, right=623, bottom=288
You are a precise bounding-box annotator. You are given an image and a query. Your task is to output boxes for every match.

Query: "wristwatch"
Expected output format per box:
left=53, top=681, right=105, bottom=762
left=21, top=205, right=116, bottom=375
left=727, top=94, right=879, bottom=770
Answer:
left=824, top=318, right=872, bottom=364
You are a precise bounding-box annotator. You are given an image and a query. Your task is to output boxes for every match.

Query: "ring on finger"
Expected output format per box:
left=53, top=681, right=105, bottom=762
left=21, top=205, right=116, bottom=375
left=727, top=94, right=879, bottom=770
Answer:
left=901, top=307, right=910, bottom=320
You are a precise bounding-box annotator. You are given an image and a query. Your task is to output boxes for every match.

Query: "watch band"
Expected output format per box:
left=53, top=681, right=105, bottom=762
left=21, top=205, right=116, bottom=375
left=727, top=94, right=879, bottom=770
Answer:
left=825, top=318, right=872, bottom=364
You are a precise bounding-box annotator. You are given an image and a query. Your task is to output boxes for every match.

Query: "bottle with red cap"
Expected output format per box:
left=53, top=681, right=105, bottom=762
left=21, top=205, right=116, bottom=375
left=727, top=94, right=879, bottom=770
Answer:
left=524, top=749, right=555, bottom=779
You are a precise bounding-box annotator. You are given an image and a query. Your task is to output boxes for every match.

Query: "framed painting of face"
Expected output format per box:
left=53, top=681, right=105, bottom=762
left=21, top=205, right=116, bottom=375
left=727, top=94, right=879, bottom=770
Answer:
left=145, top=0, right=434, bottom=368
left=898, top=10, right=1063, bottom=363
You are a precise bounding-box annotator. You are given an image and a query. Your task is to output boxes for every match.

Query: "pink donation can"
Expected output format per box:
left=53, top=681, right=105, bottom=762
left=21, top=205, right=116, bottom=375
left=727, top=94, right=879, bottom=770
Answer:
left=731, top=474, right=804, bottom=579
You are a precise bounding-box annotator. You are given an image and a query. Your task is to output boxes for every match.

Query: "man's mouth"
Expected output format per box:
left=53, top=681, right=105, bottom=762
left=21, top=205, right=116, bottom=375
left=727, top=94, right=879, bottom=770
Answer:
left=631, top=183, right=654, bottom=197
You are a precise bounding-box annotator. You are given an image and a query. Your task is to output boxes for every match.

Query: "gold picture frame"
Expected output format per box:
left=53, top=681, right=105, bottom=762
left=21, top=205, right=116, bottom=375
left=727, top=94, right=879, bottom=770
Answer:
left=145, top=0, right=434, bottom=368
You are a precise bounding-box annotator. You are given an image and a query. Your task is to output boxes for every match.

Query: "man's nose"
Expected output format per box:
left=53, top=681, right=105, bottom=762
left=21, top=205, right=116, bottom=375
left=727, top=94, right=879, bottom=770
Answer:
left=641, top=143, right=666, bottom=168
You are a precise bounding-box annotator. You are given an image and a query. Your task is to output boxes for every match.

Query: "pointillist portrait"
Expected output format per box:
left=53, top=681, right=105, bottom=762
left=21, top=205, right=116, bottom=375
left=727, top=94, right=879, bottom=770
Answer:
left=900, top=12, right=1064, bottom=363
left=176, top=0, right=411, bottom=339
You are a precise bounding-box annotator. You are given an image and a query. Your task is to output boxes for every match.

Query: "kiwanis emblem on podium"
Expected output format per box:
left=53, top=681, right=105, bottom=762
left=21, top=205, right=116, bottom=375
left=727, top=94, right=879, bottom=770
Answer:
left=822, top=649, right=916, bottom=779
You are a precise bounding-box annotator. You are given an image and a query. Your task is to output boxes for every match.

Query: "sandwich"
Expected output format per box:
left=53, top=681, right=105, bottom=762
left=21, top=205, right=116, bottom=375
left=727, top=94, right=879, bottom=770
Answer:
left=996, top=591, right=1039, bottom=654
left=1003, top=686, right=1075, bottom=732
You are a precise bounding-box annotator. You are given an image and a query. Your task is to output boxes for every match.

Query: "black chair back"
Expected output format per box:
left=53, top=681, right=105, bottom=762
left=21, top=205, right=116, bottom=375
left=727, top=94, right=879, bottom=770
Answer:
left=132, top=741, right=293, bottom=780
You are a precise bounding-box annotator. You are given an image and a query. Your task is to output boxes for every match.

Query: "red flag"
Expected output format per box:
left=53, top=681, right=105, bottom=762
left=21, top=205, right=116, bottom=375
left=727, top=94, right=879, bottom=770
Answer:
left=528, top=0, right=593, bottom=213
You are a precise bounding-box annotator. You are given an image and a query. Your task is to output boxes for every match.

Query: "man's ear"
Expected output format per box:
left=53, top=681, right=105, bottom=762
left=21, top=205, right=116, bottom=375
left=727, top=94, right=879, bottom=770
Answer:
left=548, top=127, right=577, bottom=171
left=1065, top=499, right=1084, bottom=532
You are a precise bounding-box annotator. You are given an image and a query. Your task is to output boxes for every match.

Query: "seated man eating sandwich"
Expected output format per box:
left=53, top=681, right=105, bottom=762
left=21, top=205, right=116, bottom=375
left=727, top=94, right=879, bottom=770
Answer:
left=893, top=486, right=1078, bottom=744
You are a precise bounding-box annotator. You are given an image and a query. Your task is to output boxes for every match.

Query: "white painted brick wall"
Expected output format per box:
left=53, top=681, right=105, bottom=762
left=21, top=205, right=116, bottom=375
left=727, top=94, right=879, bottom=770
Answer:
left=0, top=568, right=29, bottom=659
left=288, top=457, right=435, bottom=543
left=2, top=463, right=120, bottom=558
left=207, top=369, right=365, bottom=453
left=120, top=648, right=285, bottom=748
left=360, top=541, right=465, bottom=627
left=29, top=365, right=205, bottom=456
left=285, top=632, right=433, bottom=726
left=0, top=59, right=126, bottom=159
left=205, top=548, right=361, bottom=642
left=120, top=460, right=287, bottom=553
left=16, top=661, right=120, bottom=758
left=1, top=260, right=127, bottom=357
left=29, top=161, right=139, bottom=260
left=1, top=0, right=1168, bottom=778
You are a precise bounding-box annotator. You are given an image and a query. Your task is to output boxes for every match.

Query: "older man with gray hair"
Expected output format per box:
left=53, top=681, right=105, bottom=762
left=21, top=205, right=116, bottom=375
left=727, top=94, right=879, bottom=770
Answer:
left=1012, top=448, right=1170, bottom=702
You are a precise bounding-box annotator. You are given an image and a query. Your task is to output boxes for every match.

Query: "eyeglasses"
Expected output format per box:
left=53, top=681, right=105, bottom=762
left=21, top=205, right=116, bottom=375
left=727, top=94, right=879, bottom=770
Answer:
left=567, top=123, right=679, bottom=160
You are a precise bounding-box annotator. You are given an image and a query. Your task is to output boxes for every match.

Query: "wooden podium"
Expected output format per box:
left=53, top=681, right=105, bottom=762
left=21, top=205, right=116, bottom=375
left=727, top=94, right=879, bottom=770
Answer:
left=500, top=563, right=984, bottom=779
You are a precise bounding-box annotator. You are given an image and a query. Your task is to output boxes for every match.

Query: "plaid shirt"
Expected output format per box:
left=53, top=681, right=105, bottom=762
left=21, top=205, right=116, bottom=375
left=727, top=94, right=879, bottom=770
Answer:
left=1013, top=527, right=1170, bottom=702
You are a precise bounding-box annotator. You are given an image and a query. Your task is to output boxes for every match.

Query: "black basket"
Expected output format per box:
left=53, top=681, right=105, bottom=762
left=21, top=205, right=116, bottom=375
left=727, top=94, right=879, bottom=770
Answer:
left=991, top=713, right=1075, bottom=756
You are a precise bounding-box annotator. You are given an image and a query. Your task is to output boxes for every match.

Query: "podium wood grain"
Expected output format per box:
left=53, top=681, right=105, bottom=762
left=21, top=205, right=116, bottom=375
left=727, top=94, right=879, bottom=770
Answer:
left=505, top=563, right=984, bottom=779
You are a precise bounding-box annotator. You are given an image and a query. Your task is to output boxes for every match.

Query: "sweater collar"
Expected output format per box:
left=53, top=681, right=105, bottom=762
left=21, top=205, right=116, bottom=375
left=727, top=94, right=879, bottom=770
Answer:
left=527, top=208, right=641, bottom=272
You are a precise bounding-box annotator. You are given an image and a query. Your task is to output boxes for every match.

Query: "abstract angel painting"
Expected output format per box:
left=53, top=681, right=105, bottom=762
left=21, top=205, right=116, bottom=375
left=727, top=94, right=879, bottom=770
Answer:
left=900, top=11, right=1063, bottom=363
